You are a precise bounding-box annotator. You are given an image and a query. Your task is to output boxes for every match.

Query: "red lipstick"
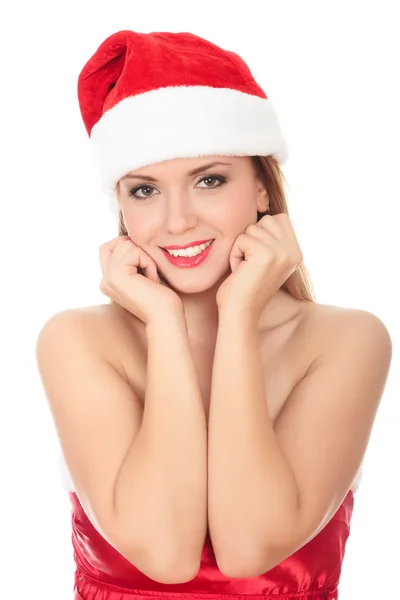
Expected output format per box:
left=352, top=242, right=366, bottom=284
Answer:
left=162, top=239, right=212, bottom=250
left=161, top=240, right=214, bottom=268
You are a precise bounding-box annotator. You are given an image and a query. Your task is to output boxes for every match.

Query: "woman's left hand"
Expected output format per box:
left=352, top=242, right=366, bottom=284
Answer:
left=216, top=214, right=303, bottom=320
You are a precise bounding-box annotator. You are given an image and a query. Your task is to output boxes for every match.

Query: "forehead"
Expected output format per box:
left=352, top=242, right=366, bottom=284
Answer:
left=124, top=155, right=253, bottom=177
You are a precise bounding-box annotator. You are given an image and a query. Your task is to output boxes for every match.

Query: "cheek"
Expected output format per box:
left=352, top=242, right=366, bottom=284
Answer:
left=211, top=193, right=257, bottom=230
left=124, top=210, right=161, bottom=242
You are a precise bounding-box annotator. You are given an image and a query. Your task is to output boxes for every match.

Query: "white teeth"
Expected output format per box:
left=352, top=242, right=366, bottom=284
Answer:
left=166, top=240, right=212, bottom=258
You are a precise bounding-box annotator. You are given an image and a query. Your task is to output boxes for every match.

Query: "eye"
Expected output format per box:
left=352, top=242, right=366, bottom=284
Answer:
left=127, top=175, right=227, bottom=201
left=128, top=184, right=157, bottom=201
left=196, top=175, right=227, bottom=189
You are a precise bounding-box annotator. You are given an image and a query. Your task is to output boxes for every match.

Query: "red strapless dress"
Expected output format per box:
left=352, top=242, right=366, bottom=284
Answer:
left=68, top=487, right=355, bottom=600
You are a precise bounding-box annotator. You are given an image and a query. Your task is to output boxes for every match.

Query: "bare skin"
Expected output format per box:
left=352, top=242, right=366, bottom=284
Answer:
left=79, top=288, right=330, bottom=424
left=39, top=154, right=391, bottom=581
left=93, top=154, right=313, bottom=424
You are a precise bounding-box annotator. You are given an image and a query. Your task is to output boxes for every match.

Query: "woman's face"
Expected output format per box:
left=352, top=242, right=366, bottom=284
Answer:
left=117, top=155, right=269, bottom=294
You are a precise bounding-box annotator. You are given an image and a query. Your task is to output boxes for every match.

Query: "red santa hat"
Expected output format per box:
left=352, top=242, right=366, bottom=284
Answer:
left=78, top=30, right=289, bottom=200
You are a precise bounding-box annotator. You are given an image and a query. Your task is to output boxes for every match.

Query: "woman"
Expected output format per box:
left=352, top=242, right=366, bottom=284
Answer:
left=36, top=29, right=392, bottom=599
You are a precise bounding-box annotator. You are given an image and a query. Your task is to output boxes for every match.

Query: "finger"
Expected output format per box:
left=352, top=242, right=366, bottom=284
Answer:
left=259, top=215, right=301, bottom=260
left=259, top=213, right=294, bottom=240
left=229, top=233, right=267, bottom=272
left=99, top=236, right=131, bottom=273
left=255, top=216, right=284, bottom=241
left=109, top=238, right=138, bottom=264
left=245, top=223, right=275, bottom=245
left=133, top=251, right=160, bottom=283
left=110, top=243, right=159, bottom=283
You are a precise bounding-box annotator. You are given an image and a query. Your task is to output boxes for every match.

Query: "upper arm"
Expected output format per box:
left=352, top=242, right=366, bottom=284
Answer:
left=273, top=309, right=392, bottom=550
left=35, top=310, right=144, bottom=550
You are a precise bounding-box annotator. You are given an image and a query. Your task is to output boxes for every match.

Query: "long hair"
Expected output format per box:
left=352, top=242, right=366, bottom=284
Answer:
left=115, top=155, right=316, bottom=303
left=251, top=156, right=316, bottom=302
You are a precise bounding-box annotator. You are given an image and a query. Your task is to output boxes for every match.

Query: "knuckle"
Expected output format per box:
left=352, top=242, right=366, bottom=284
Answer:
left=246, top=224, right=258, bottom=235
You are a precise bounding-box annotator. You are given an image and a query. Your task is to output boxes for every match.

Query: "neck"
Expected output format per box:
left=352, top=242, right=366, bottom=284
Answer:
left=179, top=278, right=222, bottom=343
left=174, top=277, right=295, bottom=342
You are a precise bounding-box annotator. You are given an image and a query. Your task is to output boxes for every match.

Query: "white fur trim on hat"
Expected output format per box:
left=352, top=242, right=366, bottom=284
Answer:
left=90, top=85, right=289, bottom=206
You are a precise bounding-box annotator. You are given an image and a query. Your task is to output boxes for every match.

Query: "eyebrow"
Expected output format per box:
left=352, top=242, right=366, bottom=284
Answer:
left=120, top=161, right=233, bottom=182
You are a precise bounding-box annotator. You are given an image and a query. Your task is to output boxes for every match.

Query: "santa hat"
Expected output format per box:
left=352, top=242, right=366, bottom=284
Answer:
left=77, top=30, right=289, bottom=204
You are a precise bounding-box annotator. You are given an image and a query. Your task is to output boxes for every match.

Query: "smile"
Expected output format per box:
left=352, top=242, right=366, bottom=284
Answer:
left=165, top=240, right=213, bottom=257
left=161, top=240, right=214, bottom=268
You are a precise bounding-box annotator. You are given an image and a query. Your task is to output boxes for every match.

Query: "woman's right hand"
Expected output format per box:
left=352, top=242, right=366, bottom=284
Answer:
left=99, top=236, right=183, bottom=325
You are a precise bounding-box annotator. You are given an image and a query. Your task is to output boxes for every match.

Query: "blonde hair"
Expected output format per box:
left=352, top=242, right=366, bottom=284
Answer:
left=115, top=155, right=316, bottom=303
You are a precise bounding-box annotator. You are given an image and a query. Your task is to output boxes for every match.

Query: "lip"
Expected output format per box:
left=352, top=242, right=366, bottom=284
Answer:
left=161, top=239, right=213, bottom=250
left=161, top=240, right=214, bottom=268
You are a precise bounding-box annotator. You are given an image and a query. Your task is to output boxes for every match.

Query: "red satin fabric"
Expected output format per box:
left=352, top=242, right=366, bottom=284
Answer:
left=70, top=490, right=354, bottom=600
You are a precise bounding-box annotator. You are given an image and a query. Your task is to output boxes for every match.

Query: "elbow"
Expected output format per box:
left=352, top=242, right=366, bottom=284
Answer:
left=112, top=536, right=201, bottom=584
left=215, top=546, right=273, bottom=579
left=151, top=554, right=201, bottom=584
left=105, top=517, right=204, bottom=583
left=126, top=548, right=201, bottom=583
left=216, top=542, right=298, bottom=579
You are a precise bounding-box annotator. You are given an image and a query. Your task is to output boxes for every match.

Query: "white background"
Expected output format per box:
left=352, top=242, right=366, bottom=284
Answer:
left=0, top=1, right=398, bottom=599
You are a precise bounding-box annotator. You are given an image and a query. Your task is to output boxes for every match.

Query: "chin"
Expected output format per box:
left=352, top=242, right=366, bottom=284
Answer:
left=159, top=268, right=227, bottom=296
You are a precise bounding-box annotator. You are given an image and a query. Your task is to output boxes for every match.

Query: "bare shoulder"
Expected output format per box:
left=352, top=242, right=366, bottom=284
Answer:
left=37, top=302, right=144, bottom=381
left=300, top=301, right=392, bottom=362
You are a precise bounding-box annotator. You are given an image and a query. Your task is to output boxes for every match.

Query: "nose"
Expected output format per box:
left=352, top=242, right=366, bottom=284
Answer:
left=164, top=193, right=198, bottom=235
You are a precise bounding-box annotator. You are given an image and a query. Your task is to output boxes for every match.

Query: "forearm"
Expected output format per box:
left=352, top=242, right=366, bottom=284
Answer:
left=113, top=311, right=207, bottom=572
left=208, top=311, right=299, bottom=569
